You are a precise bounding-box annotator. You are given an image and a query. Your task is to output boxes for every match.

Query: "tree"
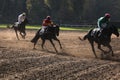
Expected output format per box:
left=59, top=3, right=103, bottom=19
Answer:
left=1, top=0, right=120, bottom=24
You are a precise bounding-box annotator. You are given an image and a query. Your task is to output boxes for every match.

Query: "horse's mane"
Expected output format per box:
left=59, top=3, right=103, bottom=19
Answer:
left=102, top=24, right=116, bottom=34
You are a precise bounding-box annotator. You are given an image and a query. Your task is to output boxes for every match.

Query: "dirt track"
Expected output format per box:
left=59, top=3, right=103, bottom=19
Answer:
left=0, top=29, right=120, bottom=80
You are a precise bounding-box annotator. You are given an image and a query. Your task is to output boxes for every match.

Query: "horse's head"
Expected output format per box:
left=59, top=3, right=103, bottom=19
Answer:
left=102, top=24, right=119, bottom=37
left=111, top=25, right=119, bottom=37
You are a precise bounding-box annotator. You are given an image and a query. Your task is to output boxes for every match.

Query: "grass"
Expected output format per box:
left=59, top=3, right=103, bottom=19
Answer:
left=0, top=24, right=7, bottom=28
left=0, top=24, right=92, bottom=32
left=27, top=25, right=91, bottom=31
left=0, top=24, right=119, bottom=32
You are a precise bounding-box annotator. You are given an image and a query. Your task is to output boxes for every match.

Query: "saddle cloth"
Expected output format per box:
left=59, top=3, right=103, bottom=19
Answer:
left=14, top=22, right=19, bottom=27
left=91, top=28, right=101, bottom=37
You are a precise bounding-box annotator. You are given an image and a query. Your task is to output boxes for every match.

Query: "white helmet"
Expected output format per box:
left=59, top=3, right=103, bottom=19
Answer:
left=22, top=12, right=26, bottom=16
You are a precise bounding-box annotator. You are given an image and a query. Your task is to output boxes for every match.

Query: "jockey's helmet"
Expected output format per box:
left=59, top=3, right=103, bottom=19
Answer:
left=46, top=16, right=51, bottom=20
left=22, top=12, right=26, bottom=16
left=105, top=13, right=111, bottom=18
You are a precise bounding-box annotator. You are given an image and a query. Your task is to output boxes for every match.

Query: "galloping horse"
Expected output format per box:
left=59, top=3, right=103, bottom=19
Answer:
left=31, top=25, right=62, bottom=52
left=8, top=18, right=28, bottom=40
left=79, top=24, right=119, bottom=58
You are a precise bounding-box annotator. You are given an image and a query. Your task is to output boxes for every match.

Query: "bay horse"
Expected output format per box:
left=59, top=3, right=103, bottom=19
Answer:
left=7, top=18, right=28, bottom=40
left=31, top=25, right=62, bottom=52
left=79, top=24, right=119, bottom=58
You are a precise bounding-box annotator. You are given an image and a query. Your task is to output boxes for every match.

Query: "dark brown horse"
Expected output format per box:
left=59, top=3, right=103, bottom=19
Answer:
left=79, top=24, right=119, bottom=58
left=7, top=18, right=28, bottom=40
left=31, top=25, right=62, bottom=52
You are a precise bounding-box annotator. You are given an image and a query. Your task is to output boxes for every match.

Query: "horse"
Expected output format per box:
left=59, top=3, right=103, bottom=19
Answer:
left=31, top=25, right=62, bottom=53
left=79, top=24, right=119, bottom=58
left=7, top=18, right=28, bottom=40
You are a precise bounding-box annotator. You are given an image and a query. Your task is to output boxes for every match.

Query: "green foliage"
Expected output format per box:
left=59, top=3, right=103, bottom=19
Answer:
left=1, top=0, right=120, bottom=25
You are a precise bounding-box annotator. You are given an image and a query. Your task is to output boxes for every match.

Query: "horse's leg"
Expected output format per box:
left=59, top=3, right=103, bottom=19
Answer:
left=19, top=32, right=23, bottom=38
left=89, top=40, right=97, bottom=58
left=98, top=44, right=105, bottom=52
left=49, top=39, right=58, bottom=53
left=22, top=29, right=26, bottom=39
left=107, top=44, right=114, bottom=56
left=54, top=38, right=62, bottom=49
left=41, top=39, right=45, bottom=49
left=19, top=26, right=26, bottom=39
left=98, top=44, right=107, bottom=58
left=19, top=32, right=25, bottom=39
left=24, top=32, right=26, bottom=37
left=15, top=29, right=19, bottom=40
left=22, top=32, right=26, bottom=39
left=33, top=39, right=39, bottom=49
left=31, top=32, right=40, bottom=49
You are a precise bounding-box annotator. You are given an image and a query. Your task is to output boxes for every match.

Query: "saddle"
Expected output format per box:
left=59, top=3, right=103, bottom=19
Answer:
left=14, top=22, right=20, bottom=27
left=39, top=27, right=51, bottom=35
left=91, top=28, right=102, bottom=38
left=39, top=25, right=58, bottom=36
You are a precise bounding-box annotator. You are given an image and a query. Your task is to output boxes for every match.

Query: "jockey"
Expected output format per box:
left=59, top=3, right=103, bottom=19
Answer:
left=18, top=12, right=26, bottom=25
left=97, top=13, right=111, bottom=29
left=96, top=13, right=111, bottom=37
left=40, top=16, right=53, bottom=33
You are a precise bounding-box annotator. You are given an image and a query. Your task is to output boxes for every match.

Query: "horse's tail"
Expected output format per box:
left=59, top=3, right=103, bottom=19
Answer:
left=79, top=29, right=93, bottom=41
left=7, top=25, right=13, bottom=29
left=78, top=34, right=88, bottom=41
left=83, top=35, right=88, bottom=40
left=31, top=30, right=40, bottom=43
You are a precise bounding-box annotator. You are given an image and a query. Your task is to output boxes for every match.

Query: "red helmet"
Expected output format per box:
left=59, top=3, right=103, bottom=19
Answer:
left=46, top=16, right=51, bottom=20
left=105, top=13, right=111, bottom=18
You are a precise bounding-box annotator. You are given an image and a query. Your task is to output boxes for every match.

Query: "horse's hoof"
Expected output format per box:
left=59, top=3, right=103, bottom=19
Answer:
left=31, top=40, right=34, bottom=43
left=33, top=48, right=36, bottom=50
left=22, top=36, right=25, bottom=39
left=55, top=50, right=58, bottom=53
left=94, top=56, right=98, bottom=58
left=101, top=52, right=111, bottom=60
left=112, top=54, right=114, bottom=57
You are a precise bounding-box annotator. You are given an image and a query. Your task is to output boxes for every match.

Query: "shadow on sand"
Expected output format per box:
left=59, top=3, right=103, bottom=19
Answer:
left=101, top=52, right=120, bottom=62
left=33, top=47, right=75, bottom=57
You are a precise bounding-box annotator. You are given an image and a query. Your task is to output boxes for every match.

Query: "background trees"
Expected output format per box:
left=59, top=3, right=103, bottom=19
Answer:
left=0, top=0, right=120, bottom=25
